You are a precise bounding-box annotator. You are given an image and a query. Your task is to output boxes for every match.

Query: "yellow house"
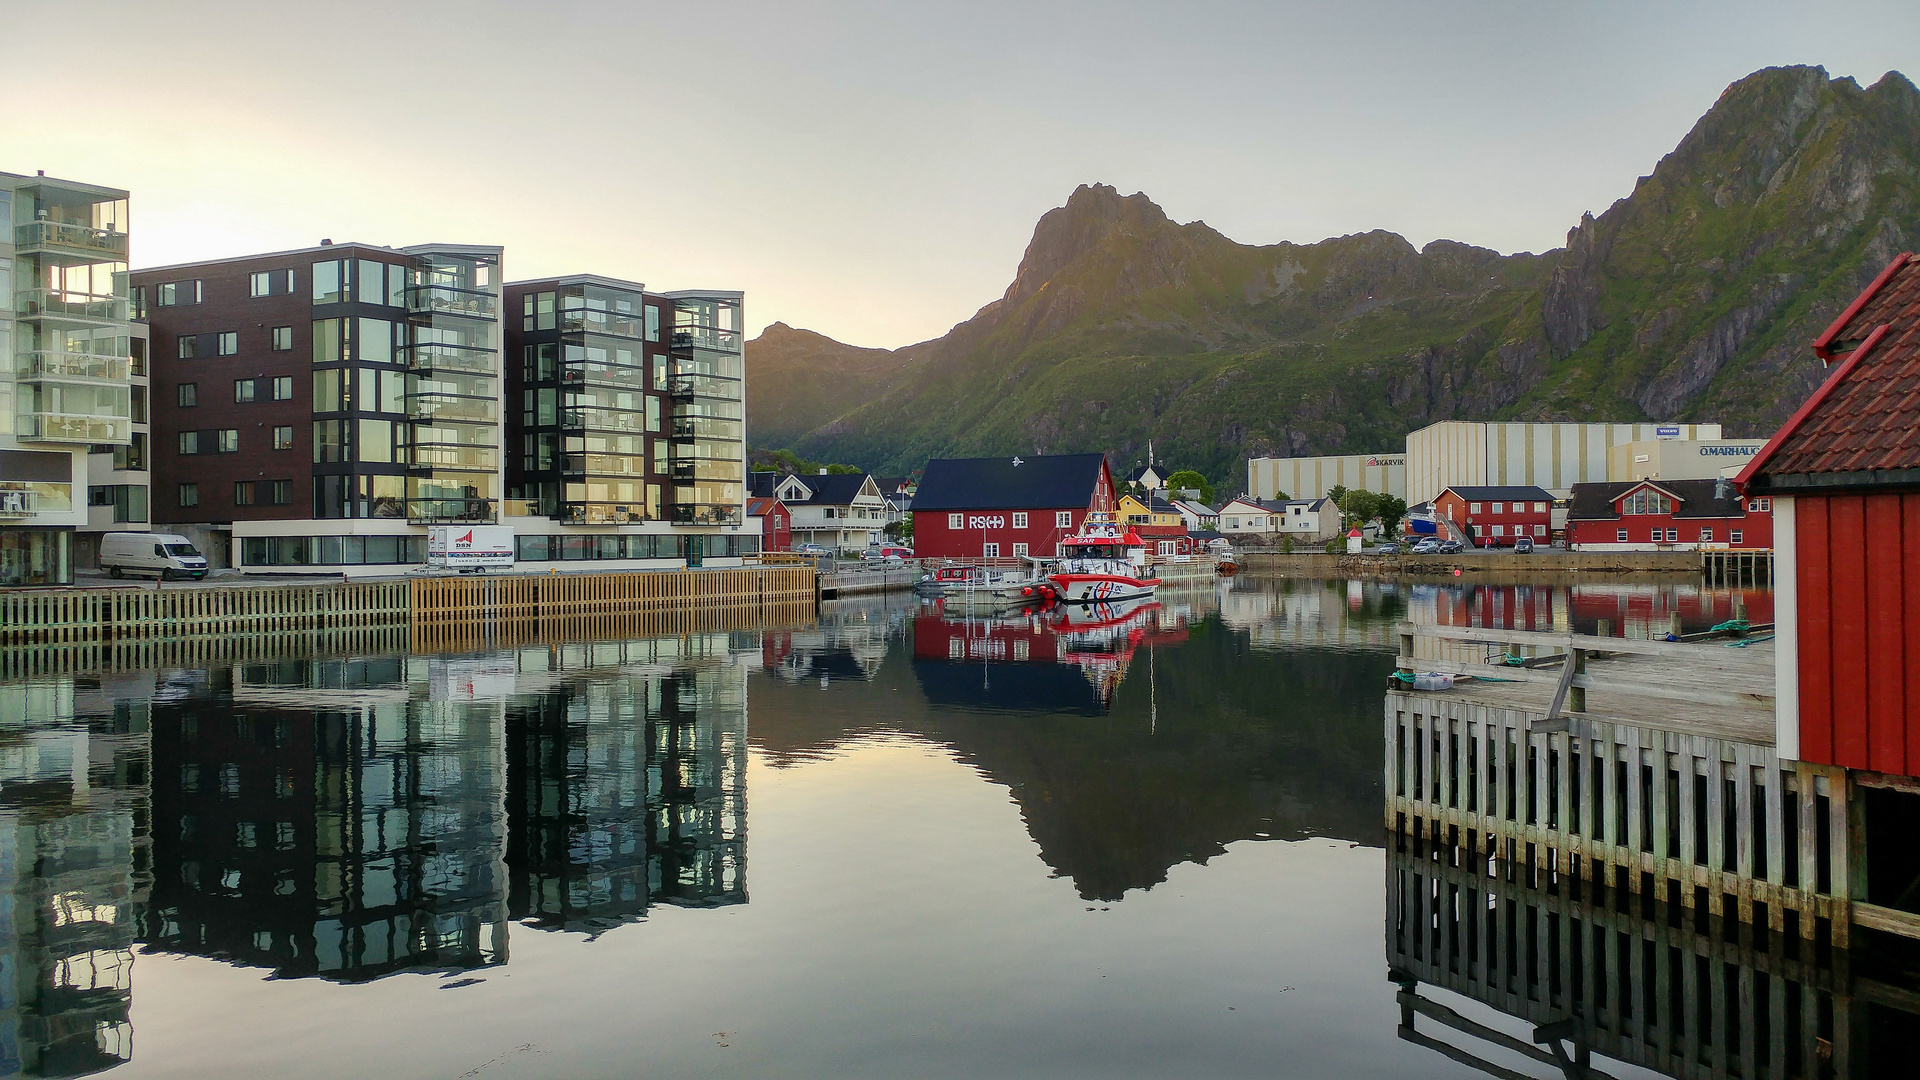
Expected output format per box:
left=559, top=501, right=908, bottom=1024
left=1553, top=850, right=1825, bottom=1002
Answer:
left=1117, top=493, right=1182, bottom=529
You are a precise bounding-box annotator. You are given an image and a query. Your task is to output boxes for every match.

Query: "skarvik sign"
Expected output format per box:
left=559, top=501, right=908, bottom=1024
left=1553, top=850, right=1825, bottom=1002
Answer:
left=1365, top=456, right=1406, bottom=467
left=968, top=515, right=1006, bottom=530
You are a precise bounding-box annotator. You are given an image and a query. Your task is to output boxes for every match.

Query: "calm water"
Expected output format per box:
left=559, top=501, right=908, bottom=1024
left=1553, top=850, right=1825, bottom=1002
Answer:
left=0, top=577, right=1789, bottom=1078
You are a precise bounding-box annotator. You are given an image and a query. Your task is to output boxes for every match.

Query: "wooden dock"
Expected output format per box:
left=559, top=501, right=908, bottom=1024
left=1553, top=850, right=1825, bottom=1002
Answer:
left=1388, top=621, right=1869, bottom=951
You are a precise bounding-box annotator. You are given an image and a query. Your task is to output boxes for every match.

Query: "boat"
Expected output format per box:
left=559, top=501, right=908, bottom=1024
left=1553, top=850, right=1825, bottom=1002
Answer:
left=1047, top=513, right=1161, bottom=603
left=1213, top=544, right=1239, bottom=574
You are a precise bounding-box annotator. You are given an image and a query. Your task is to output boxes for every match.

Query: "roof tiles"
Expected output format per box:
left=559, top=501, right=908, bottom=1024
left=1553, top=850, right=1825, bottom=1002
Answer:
left=1749, top=253, right=1920, bottom=483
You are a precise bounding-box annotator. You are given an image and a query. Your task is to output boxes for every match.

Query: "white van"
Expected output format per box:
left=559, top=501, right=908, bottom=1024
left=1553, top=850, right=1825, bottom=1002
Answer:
left=99, top=532, right=210, bottom=581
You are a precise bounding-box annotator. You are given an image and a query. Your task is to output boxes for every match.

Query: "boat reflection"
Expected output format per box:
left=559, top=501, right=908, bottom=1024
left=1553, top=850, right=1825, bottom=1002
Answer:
left=911, top=594, right=1187, bottom=715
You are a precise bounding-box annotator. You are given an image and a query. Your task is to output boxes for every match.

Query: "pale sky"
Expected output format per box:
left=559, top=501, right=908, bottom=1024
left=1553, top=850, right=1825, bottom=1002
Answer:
left=9, top=1, right=1916, bottom=349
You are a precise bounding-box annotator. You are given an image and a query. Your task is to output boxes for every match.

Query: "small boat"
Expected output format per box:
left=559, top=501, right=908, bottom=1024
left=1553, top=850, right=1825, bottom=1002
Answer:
left=1048, top=514, right=1161, bottom=603
left=1215, top=548, right=1239, bottom=574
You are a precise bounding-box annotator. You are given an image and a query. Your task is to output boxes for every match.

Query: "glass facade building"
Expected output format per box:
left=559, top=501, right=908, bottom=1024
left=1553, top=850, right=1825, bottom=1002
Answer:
left=664, top=292, right=746, bottom=526
left=1, top=171, right=136, bottom=586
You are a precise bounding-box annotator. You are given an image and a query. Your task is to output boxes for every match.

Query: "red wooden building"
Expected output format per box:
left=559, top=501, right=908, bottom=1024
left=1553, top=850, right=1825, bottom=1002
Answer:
left=1434, top=485, right=1554, bottom=547
left=748, top=496, right=791, bottom=553
left=1565, top=479, right=1773, bottom=550
left=911, top=454, right=1116, bottom=560
left=1741, top=250, right=1920, bottom=776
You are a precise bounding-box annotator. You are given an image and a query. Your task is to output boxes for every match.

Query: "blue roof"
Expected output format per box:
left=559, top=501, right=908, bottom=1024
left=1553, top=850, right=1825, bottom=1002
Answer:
left=912, top=453, right=1108, bottom=512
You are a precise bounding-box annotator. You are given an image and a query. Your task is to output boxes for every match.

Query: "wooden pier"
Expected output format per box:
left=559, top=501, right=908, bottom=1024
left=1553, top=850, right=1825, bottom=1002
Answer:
left=1702, top=548, right=1773, bottom=586
left=1388, top=621, right=1869, bottom=950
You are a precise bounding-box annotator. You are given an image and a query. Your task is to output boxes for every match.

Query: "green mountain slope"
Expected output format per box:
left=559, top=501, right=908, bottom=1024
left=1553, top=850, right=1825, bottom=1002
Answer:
left=744, top=66, right=1920, bottom=485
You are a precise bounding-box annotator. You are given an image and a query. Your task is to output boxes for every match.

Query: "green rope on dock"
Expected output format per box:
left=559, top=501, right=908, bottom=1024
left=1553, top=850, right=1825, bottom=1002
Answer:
left=1724, top=633, right=1776, bottom=648
left=1502, top=652, right=1527, bottom=666
left=1710, top=617, right=1751, bottom=634
left=1472, top=675, right=1524, bottom=682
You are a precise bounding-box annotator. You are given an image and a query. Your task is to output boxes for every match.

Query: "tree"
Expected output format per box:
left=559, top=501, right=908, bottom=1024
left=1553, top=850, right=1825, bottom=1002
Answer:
left=1376, top=494, right=1408, bottom=537
left=1339, top=489, right=1380, bottom=528
left=825, top=463, right=864, bottom=475
left=1164, top=469, right=1214, bottom=505
left=1326, top=484, right=1348, bottom=509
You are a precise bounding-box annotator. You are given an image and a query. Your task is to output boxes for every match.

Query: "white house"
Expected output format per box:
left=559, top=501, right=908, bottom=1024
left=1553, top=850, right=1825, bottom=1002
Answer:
left=1172, top=499, right=1218, bottom=533
left=1217, top=497, right=1338, bottom=541
left=749, top=471, right=888, bottom=551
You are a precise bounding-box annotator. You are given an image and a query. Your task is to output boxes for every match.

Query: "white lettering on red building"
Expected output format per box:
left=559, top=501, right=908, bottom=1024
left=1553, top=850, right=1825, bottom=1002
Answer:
left=967, top=515, right=1006, bottom=530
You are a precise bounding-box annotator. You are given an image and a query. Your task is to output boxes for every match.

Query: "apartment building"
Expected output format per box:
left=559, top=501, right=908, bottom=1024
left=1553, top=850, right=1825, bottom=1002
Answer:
left=502, top=277, right=749, bottom=563
left=134, top=241, right=507, bottom=570
left=136, top=245, right=752, bottom=575
left=1, top=170, right=138, bottom=587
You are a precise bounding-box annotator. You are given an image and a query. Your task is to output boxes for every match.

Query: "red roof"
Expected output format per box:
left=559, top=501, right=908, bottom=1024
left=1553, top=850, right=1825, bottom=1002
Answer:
left=747, top=497, right=784, bottom=516
left=1742, top=252, right=1920, bottom=487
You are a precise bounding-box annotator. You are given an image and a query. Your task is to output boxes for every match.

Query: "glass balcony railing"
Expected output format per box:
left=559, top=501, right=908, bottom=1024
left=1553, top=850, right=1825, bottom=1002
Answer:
left=407, top=396, right=497, bottom=423
left=15, top=288, right=128, bottom=323
left=17, top=351, right=130, bottom=384
left=560, top=309, right=646, bottom=339
left=402, top=344, right=495, bottom=375
left=560, top=408, right=649, bottom=434
left=408, top=498, right=498, bottom=524
left=669, top=503, right=743, bottom=526
left=670, top=416, right=742, bottom=441
left=407, top=285, right=497, bottom=319
left=670, top=327, right=742, bottom=353
left=14, top=220, right=130, bottom=261
left=18, top=412, right=132, bottom=444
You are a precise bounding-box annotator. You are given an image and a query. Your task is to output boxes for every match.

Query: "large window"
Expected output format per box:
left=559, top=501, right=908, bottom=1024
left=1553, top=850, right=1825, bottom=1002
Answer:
left=273, top=426, right=293, bottom=451
left=235, top=379, right=256, bottom=403
left=178, top=431, right=199, bottom=455
left=218, top=332, right=238, bottom=355
left=312, top=260, right=342, bottom=303
left=1622, top=490, right=1674, bottom=515
left=178, top=483, right=199, bottom=507
left=271, top=326, right=293, bottom=351
left=177, top=383, right=197, bottom=407
left=234, top=481, right=255, bottom=506
left=272, top=376, right=293, bottom=401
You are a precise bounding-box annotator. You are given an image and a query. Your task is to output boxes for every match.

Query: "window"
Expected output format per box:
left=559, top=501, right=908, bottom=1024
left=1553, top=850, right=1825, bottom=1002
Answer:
left=1731, top=529, right=1744, bottom=544
left=1491, top=502, right=1504, bottom=514
left=217, top=332, right=238, bottom=355
left=1469, top=502, right=1482, bottom=514
left=1056, top=511, right=1072, bottom=528
left=130, top=386, right=146, bottom=424
left=357, top=419, right=392, bottom=463
left=645, top=304, right=660, bottom=341
left=178, top=431, right=200, bottom=455
left=235, top=379, right=256, bottom=403
left=271, top=326, right=293, bottom=351
left=272, top=426, right=293, bottom=451
left=1665, top=528, right=1679, bottom=542
left=156, top=282, right=177, bottom=307
left=312, top=260, right=342, bottom=303
left=1616, top=528, right=1629, bottom=542
left=312, top=369, right=342, bottom=411
left=178, top=483, right=199, bottom=507
left=272, top=376, right=293, bottom=401
left=178, top=336, right=198, bottom=359
left=177, top=383, right=198, bottom=407
left=250, top=271, right=272, bottom=297
left=823, top=507, right=836, bottom=519
left=1534, top=524, right=1546, bottom=537
left=270, top=480, right=292, bottom=505
left=948, top=513, right=963, bottom=529
left=1622, top=490, right=1674, bottom=515
left=217, top=429, right=239, bottom=453
left=1534, top=502, right=1547, bottom=513
left=1011, top=511, right=1028, bottom=529
left=1700, top=528, right=1714, bottom=542
left=983, top=543, right=1000, bottom=558
left=234, top=482, right=255, bottom=506
left=1492, top=525, right=1505, bottom=537
left=312, top=318, right=343, bottom=364
left=1748, top=498, right=1771, bottom=512
left=1012, top=542, right=1029, bottom=557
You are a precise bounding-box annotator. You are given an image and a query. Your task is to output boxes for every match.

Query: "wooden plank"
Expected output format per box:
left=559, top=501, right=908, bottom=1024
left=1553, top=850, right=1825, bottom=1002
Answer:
left=1400, top=622, right=1775, bottom=662
left=1864, top=493, right=1906, bottom=773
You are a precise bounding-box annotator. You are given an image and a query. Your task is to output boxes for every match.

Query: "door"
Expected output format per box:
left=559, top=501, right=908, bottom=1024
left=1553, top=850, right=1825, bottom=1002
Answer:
left=686, top=535, right=704, bottom=567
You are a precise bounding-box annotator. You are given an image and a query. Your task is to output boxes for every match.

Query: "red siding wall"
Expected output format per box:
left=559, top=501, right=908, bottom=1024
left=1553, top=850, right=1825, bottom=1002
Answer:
left=1568, top=503, right=1772, bottom=548
left=1434, top=491, right=1551, bottom=547
left=1796, top=492, right=1920, bottom=775
left=913, top=507, right=1091, bottom=559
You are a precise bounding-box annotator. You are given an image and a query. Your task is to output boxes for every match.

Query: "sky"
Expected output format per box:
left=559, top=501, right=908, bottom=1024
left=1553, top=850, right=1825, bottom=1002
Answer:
left=8, top=1, right=1917, bottom=349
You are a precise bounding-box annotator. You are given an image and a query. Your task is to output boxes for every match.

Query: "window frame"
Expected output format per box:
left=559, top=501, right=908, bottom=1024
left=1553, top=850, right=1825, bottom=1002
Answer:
left=177, top=482, right=199, bottom=508
left=176, top=383, right=198, bottom=408
left=948, top=513, right=963, bottom=530
left=1011, top=511, right=1028, bottom=529
left=272, top=426, right=293, bottom=451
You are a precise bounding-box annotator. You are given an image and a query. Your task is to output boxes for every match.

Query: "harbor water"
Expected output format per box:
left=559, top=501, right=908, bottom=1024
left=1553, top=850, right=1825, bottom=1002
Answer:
left=4, top=574, right=1865, bottom=1080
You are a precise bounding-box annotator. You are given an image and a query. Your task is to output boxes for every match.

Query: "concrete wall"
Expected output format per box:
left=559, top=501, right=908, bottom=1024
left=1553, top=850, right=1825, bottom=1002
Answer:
left=1246, top=453, right=1406, bottom=501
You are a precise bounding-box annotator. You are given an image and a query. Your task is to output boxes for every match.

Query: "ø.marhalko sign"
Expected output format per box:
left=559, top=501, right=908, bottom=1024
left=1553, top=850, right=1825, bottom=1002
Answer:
left=968, top=515, right=1006, bottom=529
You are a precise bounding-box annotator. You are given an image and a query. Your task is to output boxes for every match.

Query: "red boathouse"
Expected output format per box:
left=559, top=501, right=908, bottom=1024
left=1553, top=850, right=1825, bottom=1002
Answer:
left=1741, top=250, right=1920, bottom=776
left=910, top=454, right=1116, bottom=560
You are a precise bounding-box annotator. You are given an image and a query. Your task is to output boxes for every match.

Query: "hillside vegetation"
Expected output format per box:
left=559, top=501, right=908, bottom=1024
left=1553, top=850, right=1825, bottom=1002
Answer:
left=745, top=67, right=1920, bottom=486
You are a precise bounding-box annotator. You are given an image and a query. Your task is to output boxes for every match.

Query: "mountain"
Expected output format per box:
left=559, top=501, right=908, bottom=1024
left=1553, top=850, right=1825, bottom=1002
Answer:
left=744, top=66, right=1920, bottom=486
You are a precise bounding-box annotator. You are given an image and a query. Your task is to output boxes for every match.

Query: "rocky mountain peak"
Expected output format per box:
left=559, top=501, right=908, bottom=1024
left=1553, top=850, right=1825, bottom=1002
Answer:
left=1002, top=183, right=1180, bottom=305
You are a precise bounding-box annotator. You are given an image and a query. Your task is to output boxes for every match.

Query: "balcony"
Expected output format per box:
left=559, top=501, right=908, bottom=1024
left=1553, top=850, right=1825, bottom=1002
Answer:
left=560, top=309, right=646, bottom=339
left=17, top=350, right=130, bottom=385
left=14, top=220, right=129, bottom=262
left=670, top=416, right=742, bottom=441
left=15, top=288, right=128, bottom=325
left=17, top=413, right=131, bottom=445
left=670, top=327, right=742, bottom=353
left=670, top=504, right=743, bottom=526
left=403, top=343, right=495, bottom=375
left=407, top=285, right=497, bottom=319
left=0, top=490, right=36, bottom=519
left=409, top=497, right=498, bottom=525
left=407, top=396, right=496, bottom=423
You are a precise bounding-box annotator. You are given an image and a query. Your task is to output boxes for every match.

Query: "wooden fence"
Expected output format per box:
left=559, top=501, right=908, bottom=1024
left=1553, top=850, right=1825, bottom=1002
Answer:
left=1, top=581, right=410, bottom=646
left=410, top=565, right=815, bottom=623
left=0, top=625, right=414, bottom=681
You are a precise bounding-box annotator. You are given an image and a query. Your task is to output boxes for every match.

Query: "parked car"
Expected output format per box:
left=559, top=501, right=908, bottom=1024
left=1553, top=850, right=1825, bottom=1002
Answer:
left=1437, top=539, right=1464, bottom=554
left=1410, top=538, right=1441, bottom=554
left=863, top=544, right=914, bottom=562
left=1373, top=542, right=1400, bottom=555
left=794, top=543, right=832, bottom=556
left=1513, top=536, right=1535, bottom=554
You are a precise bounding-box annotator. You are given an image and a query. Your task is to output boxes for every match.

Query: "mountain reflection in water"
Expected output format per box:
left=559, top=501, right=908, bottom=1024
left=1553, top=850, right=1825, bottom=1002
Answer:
left=0, top=574, right=1805, bottom=1078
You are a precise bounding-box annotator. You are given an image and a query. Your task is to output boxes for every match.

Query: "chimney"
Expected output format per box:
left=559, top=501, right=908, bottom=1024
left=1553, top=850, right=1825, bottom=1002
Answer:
left=818, top=468, right=828, bottom=475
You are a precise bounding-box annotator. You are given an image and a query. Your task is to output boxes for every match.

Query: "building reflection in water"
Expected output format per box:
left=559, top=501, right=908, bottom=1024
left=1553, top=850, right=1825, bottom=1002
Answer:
left=0, top=675, right=152, bottom=1077
left=142, top=631, right=752, bottom=982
